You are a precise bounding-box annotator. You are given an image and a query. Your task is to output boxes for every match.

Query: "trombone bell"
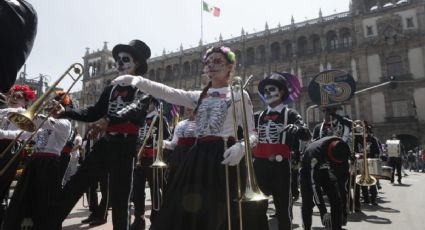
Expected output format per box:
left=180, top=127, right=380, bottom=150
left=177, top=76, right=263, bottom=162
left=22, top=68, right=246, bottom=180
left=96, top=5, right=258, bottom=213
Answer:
left=7, top=110, right=36, bottom=132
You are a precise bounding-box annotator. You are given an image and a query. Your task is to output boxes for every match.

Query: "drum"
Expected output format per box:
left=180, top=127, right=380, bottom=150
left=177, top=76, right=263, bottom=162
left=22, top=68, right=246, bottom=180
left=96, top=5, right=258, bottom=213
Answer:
left=386, top=140, right=401, bottom=157
left=356, top=158, right=384, bottom=178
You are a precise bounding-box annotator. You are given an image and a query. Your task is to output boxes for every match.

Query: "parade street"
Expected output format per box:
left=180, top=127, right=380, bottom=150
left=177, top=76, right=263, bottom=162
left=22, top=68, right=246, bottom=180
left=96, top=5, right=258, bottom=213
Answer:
left=62, top=171, right=425, bottom=230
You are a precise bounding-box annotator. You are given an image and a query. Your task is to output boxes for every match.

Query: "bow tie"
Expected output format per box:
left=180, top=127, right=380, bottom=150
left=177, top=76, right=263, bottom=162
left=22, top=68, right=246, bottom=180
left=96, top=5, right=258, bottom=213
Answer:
left=264, top=114, right=279, bottom=121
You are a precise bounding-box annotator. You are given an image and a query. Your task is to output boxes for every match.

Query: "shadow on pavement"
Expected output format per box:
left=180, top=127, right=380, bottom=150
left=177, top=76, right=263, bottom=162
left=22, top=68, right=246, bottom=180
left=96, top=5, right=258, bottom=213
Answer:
left=348, top=211, right=392, bottom=224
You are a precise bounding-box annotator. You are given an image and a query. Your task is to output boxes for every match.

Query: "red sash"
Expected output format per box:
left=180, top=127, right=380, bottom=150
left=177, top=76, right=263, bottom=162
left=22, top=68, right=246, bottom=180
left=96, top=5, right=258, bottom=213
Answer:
left=177, top=137, right=196, bottom=146
left=106, top=122, right=139, bottom=134
left=253, top=143, right=290, bottom=159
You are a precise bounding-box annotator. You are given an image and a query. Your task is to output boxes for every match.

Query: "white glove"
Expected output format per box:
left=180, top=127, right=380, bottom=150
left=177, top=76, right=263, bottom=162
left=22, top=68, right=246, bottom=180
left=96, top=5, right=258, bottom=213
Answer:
left=221, top=142, right=245, bottom=166
left=163, top=140, right=176, bottom=150
left=21, top=218, right=34, bottom=230
left=111, top=75, right=141, bottom=87
left=321, top=213, right=332, bottom=228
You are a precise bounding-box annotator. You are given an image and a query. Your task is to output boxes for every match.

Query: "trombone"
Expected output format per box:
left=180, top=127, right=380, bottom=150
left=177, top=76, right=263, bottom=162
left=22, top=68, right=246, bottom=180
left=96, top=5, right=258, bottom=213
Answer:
left=135, top=102, right=167, bottom=211
left=0, top=63, right=84, bottom=176
left=228, top=76, right=267, bottom=229
left=353, top=120, right=377, bottom=187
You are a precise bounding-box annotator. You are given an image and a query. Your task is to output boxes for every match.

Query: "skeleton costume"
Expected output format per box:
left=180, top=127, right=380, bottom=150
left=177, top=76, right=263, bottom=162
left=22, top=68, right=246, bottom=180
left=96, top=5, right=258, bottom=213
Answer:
left=132, top=105, right=170, bottom=229
left=0, top=84, right=35, bottom=226
left=300, top=136, right=351, bottom=230
left=253, top=73, right=311, bottom=230
left=0, top=106, right=71, bottom=230
left=112, top=48, right=257, bottom=230
left=57, top=40, right=151, bottom=230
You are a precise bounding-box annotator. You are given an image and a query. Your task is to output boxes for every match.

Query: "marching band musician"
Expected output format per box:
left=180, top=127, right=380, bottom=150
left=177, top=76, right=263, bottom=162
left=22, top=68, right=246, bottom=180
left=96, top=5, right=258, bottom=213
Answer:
left=300, top=136, right=351, bottom=230
left=112, top=46, right=258, bottom=230
left=253, top=72, right=311, bottom=230
left=56, top=40, right=152, bottom=229
left=0, top=84, right=35, bottom=226
left=131, top=97, right=171, bottom=230
left=387, top=134, right=404, bottom=184
left=312, top=106, right=351, bottom=142
left=163, top=106, right=197, bottom=183
left=0, top=90, right=72, bottom=230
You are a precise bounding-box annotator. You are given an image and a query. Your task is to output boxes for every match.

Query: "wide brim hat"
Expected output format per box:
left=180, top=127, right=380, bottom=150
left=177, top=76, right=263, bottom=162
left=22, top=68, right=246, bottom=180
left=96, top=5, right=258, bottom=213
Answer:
left=258, top=72, right=301, bottom=104
left=0, top=0, right=38, bottom=93
left=112, top=40, right=151, bottom=75
left=328, top=138, right=351, bottom=163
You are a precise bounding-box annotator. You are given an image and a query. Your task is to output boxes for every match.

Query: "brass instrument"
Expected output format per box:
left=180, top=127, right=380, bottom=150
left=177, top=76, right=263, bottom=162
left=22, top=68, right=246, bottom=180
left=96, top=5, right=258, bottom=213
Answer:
left=0, top=63, right=84, bottom=176
left=229, top=76, right=267, bottom=229
left=353, top=120, right=377, bottom=187
left=135, top=102, right=167, bottom=211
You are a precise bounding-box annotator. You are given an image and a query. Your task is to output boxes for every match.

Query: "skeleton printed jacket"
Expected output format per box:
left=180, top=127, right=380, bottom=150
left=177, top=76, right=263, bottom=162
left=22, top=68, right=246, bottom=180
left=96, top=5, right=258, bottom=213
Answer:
left=137, top=110, right=171, bottom=150
left=125, top=76, right=257, bottom=143
left=312, top=114, right=351, bottom=142
left=0, top=115, right=71, bottom=156
left=61, top=84, right=149, bottom=128
left=256, top=103, right=311, bottom=149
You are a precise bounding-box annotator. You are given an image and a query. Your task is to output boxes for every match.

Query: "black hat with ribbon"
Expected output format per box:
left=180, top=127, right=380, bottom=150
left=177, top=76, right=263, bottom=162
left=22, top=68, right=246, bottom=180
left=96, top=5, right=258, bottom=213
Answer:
left=0, top=0, right=38, bottom=93
left=112, top=40, right=151, bottom=75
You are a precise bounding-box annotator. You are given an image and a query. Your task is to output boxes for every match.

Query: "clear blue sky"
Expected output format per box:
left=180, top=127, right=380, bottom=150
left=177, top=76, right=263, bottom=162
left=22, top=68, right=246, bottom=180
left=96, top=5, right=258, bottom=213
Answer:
left=22, top=0, right=349, bottom=91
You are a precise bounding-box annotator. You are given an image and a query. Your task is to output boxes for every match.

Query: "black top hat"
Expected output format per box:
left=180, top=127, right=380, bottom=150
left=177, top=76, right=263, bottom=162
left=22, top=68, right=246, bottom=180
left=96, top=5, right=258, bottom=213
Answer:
left=258, top=72, right=289, bottom=101
left=0, top=0, right=38, bottom=93
left=327, top=139, right=351, bottom=163
left=112, top=40, right=151, bottom=75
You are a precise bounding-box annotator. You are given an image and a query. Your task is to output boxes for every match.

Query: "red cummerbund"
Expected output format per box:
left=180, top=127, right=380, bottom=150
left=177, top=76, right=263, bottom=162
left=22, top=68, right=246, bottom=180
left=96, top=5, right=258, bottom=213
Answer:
left=253, top=143, right=290, bottom=159
left=61, top=146, right=72, bottom=154
left=106, top=122, right=139, bottom=135
left=177, top=137, right=196, bottom=146
left=32, top=152, right=59, bottom=158
left=197, top=136, right=235, bottom=143
left=143, top=148, right=154, bottom=158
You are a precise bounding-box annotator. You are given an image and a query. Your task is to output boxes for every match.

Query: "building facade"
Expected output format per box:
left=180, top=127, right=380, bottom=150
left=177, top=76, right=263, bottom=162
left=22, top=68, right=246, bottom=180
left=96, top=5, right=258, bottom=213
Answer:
left=80, top=0, right=425, bottom=149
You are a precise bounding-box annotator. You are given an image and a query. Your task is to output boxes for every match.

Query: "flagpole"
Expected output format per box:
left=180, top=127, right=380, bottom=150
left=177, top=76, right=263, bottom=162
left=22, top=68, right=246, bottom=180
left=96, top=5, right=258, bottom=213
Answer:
left=200, top=0, right=204, bottom=44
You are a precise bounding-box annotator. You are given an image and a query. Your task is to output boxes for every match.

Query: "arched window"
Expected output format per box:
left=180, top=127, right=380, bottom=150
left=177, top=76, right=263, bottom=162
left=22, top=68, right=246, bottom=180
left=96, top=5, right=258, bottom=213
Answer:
left=149, top=69, right=155, bottom=80
left=256, top=45, right=266, bottom=63
left=297, top=36, right=307, bottom=56
left=386, top=56, right=403, bottom=77
left=341, top=28, right=352, bottom=48
left=183, top=61, right=190, bottom=78
left=285, top=43, right=293, bottom=57
left=310, top=34, right=321, bottom=53
left=165, top=66, right=173, bottom=81
left=270, top=42, right=281, bottom=61
left=246, top=47, right=255, bottom=65
left=156, top=68, right=164, bottom=81
left=327, top=31, right=338, bottom=50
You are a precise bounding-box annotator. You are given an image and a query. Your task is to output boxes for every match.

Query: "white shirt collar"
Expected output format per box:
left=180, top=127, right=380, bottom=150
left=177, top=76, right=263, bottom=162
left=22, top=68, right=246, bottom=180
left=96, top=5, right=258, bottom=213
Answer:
left=266, top=103, right=286, bottom=114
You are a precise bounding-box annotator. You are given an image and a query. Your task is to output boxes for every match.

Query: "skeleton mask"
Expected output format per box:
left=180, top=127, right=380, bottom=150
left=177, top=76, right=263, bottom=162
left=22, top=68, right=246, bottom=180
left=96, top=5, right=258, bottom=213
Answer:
left=203, top=52, right=229, bottom=79
left=116, top=52, right=136, bottom=75
left=263, top=84, right=282, bottom=105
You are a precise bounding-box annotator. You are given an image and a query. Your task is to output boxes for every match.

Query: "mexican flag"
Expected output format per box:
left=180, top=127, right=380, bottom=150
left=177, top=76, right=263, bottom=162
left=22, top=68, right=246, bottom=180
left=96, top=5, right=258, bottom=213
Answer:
left=202, top=1, right=220, bottom=17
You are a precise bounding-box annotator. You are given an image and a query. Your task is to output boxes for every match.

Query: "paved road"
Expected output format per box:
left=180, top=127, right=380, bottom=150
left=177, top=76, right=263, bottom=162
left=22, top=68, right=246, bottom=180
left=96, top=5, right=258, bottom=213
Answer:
left=62, top=171, right=425, bottom=229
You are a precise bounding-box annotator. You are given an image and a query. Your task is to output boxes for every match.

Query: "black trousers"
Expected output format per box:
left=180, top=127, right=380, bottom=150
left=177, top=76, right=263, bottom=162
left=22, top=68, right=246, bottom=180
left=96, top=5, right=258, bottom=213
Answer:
left=388, top=157, right=402, bottom=183
left=86, top=173, right=109, bottom=220
left=0, top=140, right=21, bottom=226
left=1, top=157, right=62, bottom=230
left=291, top=168, right=300, bottom=199
left=58, top=134, right=136, bottom=230
left=254, top=159, right=292, bottom=230
left=300, top=167, right=344, bottom=230
left=58, top=152, right=71, bottom=183
left=132, top=157, right=158, bottom=222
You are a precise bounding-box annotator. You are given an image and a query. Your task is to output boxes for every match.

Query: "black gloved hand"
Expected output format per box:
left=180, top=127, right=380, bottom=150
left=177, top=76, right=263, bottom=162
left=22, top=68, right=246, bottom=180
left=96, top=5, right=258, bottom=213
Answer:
left=283, top=124, right=299, bottom=135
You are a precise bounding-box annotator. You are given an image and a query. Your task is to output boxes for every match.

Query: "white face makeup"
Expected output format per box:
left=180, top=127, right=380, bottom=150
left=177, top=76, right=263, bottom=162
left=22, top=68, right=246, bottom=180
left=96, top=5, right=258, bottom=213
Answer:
left=203, top=52, right=230, bottom=81
left=263, top=84, right=282, bottom=105
left=116, top=52, right=136, bottom=75
left=7, top=91, right=26, bottom=108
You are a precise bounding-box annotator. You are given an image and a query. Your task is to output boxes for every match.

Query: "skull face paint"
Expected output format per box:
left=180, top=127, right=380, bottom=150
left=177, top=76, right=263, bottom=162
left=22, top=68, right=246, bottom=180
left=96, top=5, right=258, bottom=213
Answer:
left=116, top=52, right=136, bottom=75
left=203, top=52, right=230, bottom=80
left=263, top=84, right=282, bottom=105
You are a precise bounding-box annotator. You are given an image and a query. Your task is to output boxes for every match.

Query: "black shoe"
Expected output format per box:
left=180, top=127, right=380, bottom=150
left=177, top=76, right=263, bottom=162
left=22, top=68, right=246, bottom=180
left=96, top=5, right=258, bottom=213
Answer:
left=354, top=207, right=361, bottom=213
left=131, top=217, right=146, bottom=230
left=398, top=180, right=402, bottom=184
left=81, top=215, right=95, bottom=224
left=342, top=217, right=348, bottom=226
left=89, top=218, right=107, bottom=226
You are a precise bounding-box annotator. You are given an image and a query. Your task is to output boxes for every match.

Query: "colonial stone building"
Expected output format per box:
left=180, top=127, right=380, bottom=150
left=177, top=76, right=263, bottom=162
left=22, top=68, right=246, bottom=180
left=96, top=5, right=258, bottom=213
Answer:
left=80, top=0, right=425, bottom=149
